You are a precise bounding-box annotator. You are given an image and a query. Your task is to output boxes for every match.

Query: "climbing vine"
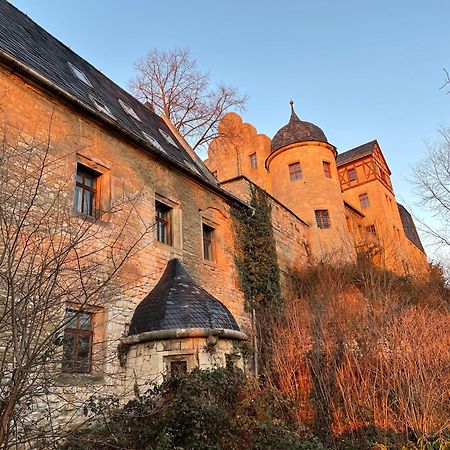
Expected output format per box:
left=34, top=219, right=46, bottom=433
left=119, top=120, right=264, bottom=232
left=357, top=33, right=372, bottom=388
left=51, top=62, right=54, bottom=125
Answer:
left=231, top=184, right=282, bottom=374
left=232, top=184, right=281, bottom=312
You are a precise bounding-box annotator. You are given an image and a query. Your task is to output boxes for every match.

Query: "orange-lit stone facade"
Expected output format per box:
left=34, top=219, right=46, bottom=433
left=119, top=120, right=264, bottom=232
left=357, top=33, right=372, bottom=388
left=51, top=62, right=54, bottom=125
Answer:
left=0, top=66, right=249, bottom=425
left=205, top=113, right=428, bottom=275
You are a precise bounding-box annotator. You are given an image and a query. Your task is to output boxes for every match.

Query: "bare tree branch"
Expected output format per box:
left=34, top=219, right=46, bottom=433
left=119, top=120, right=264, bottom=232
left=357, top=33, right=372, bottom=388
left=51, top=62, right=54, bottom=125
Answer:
left=129, top=48, right=248, bottom=154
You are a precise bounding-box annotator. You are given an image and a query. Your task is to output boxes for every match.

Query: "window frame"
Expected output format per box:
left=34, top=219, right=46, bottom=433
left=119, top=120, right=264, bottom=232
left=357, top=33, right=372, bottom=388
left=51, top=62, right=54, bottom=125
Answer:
left=348, top=167, right=358, bottom=182
left=359, top=193, right=370, bottom=209
left=323, top=161, right=332, bottom=179
left=315, top=209, right=331, bottom=229
left=74, top=164, right=100, bottom=217
left=62, top=309, right=94, bottom=374
left=202, top=223, right=215, bottom=262
left=366, top=224, right=377, bottom=235
left=289, top=162, right=302, bottom=181
left=155, top=200, right=173, bottom=246
left=249, top=152, right=258, bottom=169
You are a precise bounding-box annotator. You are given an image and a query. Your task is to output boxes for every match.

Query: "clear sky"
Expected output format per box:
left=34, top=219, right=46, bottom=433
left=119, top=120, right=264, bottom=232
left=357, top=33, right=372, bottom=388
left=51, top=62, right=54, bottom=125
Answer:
left=8, top=0, right=450, bottom=258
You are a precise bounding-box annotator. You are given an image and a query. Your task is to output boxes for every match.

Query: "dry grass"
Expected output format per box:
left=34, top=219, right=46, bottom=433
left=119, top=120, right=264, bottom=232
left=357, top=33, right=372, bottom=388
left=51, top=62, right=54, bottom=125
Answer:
left=271, top=262, right=450, bottom=443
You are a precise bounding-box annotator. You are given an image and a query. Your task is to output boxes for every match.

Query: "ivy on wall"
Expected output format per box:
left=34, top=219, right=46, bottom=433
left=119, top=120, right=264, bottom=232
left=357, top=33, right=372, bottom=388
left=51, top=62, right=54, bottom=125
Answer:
left=231, top=184, right=282, bottom=374
left=232, top=184, right=282, bottom=312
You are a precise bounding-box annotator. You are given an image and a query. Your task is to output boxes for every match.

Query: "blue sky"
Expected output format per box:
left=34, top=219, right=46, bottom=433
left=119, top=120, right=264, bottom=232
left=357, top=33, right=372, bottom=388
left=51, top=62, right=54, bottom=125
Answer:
left=9, top=0, right=450, bottom=257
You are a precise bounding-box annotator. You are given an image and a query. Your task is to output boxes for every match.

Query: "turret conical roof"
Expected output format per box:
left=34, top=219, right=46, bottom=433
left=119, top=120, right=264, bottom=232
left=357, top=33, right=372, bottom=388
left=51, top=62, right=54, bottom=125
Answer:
left=271, top=101, right=328, bottom=153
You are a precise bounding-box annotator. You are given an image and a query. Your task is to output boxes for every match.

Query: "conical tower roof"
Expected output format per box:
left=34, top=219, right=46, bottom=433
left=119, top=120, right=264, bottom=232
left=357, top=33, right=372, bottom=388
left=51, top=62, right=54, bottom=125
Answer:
left=128, top=259, right=240, bottom=336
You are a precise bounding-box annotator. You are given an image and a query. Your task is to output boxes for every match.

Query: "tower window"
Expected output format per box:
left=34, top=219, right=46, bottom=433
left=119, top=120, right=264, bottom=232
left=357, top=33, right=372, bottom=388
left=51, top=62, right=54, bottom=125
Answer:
left=202, top=223, right=214, bottom=261
left=155, top=201, right=172, bottom=245
left=323, top=161, right=332, bottom=178
left=359, top=193, right=370, bottom=209
left=74, top=164, right=99, bottom=217
left=249, top=153, right=258, bottom=169
left=366, top=224, right=377, bottom=235
left=289, top=162, right=302, bottom=181
left=348, top=168, right=357, bottom=182
left=315, top=210, right=330, bottom=229
left=62, top=310, right=93, bottom=373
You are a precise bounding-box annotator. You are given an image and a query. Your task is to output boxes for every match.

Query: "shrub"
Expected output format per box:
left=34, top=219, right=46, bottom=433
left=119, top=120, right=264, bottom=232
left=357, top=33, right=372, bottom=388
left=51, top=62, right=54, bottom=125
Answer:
left=62, top=367, right=324, bottom=450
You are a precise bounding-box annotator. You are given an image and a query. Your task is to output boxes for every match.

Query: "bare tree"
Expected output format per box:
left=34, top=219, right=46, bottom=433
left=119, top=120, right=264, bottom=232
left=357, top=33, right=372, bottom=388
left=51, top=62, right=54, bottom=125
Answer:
left=413, top=128, right=450, bottom=249
left=129, top=48, right=248, bottom=153
left=0, top=122, right=155, bottom=448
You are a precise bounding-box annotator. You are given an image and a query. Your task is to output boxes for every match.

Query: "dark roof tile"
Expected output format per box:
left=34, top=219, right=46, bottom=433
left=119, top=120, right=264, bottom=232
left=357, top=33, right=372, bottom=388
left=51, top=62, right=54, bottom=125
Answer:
left=336, top=140, right=377, bottom=166
left=397, top=203, right=426, bottom=254
left=128, top=259, right=240, bottom=335
left=0, top=0, right=214, bottom=182
left=271, top=102, right=328, bottom=153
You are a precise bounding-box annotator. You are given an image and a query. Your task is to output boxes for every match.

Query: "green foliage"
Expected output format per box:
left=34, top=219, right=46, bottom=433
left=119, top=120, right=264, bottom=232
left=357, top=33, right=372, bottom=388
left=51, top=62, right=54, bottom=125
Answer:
left=61, top=368, right=324, bottom=450
left=231, top=184, right=282, bottom=313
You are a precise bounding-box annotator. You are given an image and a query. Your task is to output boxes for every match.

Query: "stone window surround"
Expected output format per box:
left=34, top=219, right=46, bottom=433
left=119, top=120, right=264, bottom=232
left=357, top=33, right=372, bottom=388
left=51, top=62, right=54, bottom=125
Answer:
left=74, top=154, right=111, bottom=221
left=154, top=192, right=182, bottom=253
left=322, top=160, right=332, bottom=179
left=249, top=152, right=257, bottom=169
left=59, top=302, right=105, bottom=383
left=200, top=213, right=222, bottom=267
left=288, top=161, right=302, bottom=181
left=315, top=209, right=331, bottom=229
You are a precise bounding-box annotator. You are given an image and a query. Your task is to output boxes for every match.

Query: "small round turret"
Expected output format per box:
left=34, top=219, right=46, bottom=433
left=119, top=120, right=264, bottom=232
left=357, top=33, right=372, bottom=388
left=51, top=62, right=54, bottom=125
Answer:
left=266, top=101, right=353, bottom=262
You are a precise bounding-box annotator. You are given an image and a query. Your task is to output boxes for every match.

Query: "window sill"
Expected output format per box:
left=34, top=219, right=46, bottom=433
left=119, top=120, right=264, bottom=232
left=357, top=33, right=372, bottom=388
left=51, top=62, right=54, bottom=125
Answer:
left=58, top=372, right=104, bottom=386
left=72, top=211, right=111, bottom=227
left=202, top=259, right=217, bottom=268
left=154, top=240, right=182, bottom=255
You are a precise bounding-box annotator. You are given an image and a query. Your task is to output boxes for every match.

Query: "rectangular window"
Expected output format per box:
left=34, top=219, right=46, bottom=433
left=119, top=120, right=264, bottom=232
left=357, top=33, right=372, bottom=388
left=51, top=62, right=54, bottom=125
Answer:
left=315, top=210, right=330, bottom=229
left=323, top=161, right=332, bottom=178
left=170, top=360, right=187, bottom=375
left=202, top=223, right=214, bottom=261
left=359, top=193, right=370, bottom=209
left=62, top=310, right=93, bottom=373
left=74, top=164, right=99, bottom=217
left=289, top=162, right=302, bottom=181
left=155, top=200, right=172, bottom=245
left=348, top=167, right=357, bottom=182
left=249, top=153, right=258, bottom=169
left=366, top=224, right=376, bottom=235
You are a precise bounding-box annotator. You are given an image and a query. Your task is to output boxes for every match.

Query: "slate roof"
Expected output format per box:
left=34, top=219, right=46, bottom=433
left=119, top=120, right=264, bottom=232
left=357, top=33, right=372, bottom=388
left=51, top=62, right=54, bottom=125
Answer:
left=336, top=140, right=377, bottom=166
left=271, top=102, right=329, bottom=153
left=128, top=259, right=240, bottom=336
left=0, top=0, right=214, bottom=183
left=397, top=203, right=426, bottom=253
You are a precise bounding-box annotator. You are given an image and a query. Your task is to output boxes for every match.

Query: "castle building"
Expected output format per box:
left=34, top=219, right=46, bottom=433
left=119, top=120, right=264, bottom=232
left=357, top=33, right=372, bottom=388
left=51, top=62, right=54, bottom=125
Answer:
left=205, top=107, right=428, bottom=275
left=0, top=0, right=427, bottom=439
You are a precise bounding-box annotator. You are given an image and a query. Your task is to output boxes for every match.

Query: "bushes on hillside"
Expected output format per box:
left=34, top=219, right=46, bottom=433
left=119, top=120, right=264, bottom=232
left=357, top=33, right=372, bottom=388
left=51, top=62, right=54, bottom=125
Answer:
left=271, top=261, right=450, bottom=449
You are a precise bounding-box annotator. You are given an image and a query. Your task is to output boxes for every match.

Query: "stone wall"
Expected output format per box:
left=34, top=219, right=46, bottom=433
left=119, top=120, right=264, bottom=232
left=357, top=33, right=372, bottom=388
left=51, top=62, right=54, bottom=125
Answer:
left=0, top=66, right=248, bottom=432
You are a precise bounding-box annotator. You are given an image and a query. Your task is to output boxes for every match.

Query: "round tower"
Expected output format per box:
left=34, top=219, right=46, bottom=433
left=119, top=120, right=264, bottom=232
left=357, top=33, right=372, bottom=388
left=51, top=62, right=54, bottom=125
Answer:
left=266, top=101, right=354, bottom=261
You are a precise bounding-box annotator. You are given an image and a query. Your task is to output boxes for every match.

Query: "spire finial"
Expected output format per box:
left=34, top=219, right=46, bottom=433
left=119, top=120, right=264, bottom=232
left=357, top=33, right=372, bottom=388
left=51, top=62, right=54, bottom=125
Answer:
left=290, top=99, right=294, bottom=114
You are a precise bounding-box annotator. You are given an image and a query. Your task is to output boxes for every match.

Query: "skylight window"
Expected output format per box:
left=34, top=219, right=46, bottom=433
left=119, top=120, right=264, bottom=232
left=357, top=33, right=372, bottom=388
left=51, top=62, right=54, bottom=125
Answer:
left=68, top=62, right=92, bottom=87
left=142, top=131, right=165, bottom=153
left=118, top=99, right=141, bottom=122
left=159, top=129, right=179, bottom=148
left=89, top=95, right=115, bottom=120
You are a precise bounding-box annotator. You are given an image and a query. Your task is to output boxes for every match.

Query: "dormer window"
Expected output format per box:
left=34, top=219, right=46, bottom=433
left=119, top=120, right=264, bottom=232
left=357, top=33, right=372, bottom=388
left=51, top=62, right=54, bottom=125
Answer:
left=68, top=62, right=92, bottom=87
left=142, top=131, right=165, bottom=153
left=118, top=99, right=141, bottom=122
left=89, top=95, right=115, bottom=119
left=159, top=129, right=179, bottom=148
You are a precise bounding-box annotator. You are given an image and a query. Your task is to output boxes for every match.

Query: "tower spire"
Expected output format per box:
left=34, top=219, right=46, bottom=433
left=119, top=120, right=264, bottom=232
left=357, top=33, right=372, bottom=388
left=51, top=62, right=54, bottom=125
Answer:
left=289, top=99, right=300, bottom=122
